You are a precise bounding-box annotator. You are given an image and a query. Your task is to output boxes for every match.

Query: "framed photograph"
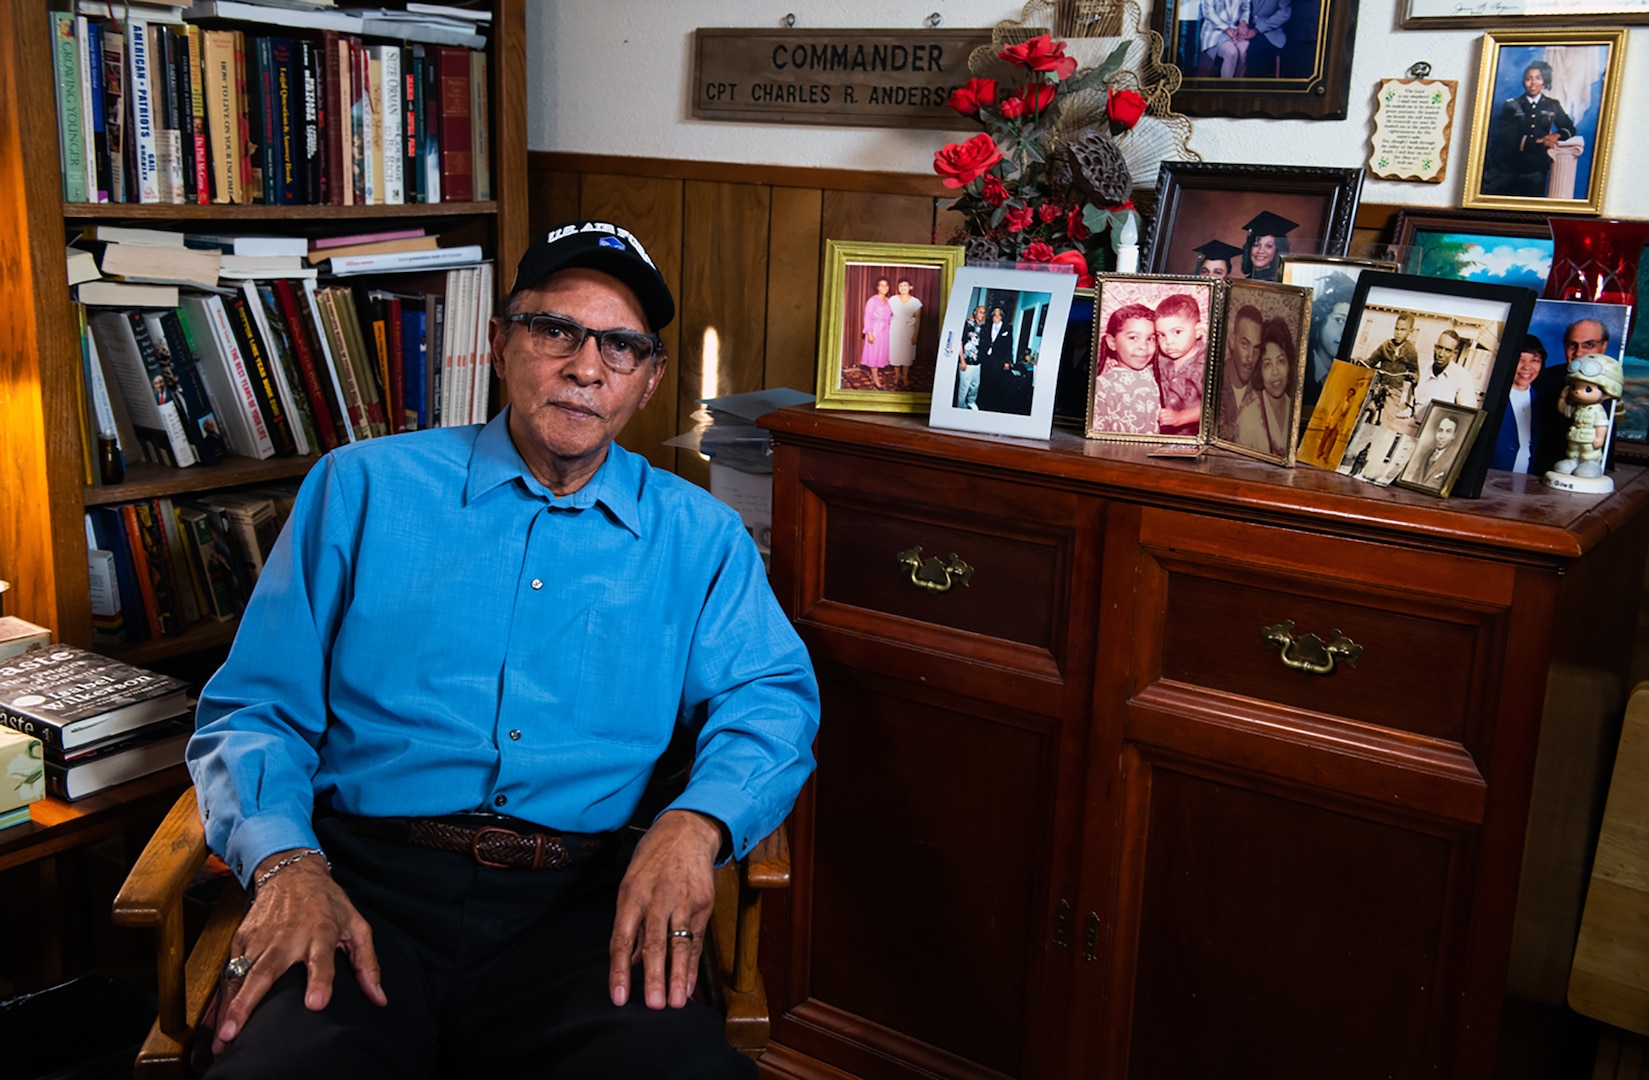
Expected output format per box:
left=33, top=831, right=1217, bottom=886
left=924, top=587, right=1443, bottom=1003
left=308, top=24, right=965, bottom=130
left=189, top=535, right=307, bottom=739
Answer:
left=1489, top=297, right=1634, bottom=472
left=1280, top=254, right=1398, bottom=413
left=928, top=266, right=1078, bottom=440
left=1387, top=208, right=1555, bottom=289
left=1334, top=272, right=1535, bottom=498
left=1461, top=29, right=1627, bottom=214
left=1142, top=162, right=1364, bottom=280
left=1053, top=288, right=1097, bottom=426
left=1085, top=275, right=1218, bottom=444
left=1395, top=401, right=1488, bottom=497
left=1152, top=0, right=1361, bottom=119
left=1402, top=0, right=1649, bottom=29
left=1297, top=359, right=1374, bottom=469
left=1208, top=280, right=1313, bottom=465
left=814, top=240, right=965, bottom=413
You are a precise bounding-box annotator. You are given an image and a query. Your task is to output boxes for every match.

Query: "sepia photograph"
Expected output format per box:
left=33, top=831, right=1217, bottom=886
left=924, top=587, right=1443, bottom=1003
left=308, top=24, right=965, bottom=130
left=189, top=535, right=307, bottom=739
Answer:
left=1085, top=276, right=1217, bottom=444
left=1396, top=400, right=1487, bottom=497
left=1209, top=279, right=1313, bottom=465
left=1297, top=360, right=1373, bottom=470
left=814, top=240, right=965, bottom=413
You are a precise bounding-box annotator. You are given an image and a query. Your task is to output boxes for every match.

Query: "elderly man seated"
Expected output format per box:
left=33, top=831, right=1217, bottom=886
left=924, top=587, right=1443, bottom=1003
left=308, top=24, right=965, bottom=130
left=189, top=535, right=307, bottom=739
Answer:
left=187, top=221, right=820, bottom=1079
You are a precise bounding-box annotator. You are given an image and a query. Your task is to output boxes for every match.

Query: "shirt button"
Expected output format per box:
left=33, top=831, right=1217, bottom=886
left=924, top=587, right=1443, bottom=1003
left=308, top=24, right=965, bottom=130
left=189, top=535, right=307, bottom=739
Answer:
left=494, top=794, right=508, bottom=807
left=530, top=578, right=543, bottom=590
left=509, top=729, right=521, bottom=741
left=203, top=807, right=210, bottom=819
left=235, top=860, right=243, bottom=875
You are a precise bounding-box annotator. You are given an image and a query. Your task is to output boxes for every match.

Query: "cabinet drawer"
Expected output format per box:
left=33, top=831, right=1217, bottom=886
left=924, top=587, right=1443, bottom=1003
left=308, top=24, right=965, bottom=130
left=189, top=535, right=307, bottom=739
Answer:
left=790, top=450, right=1102, bottom=711
left=1135, top=510, right=1515, bottom=747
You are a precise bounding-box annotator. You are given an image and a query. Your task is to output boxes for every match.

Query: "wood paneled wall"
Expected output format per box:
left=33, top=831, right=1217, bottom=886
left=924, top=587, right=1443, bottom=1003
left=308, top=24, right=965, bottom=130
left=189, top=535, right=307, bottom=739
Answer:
left=527, top=153, right=955, bottom=486
left=527, top=151, right=1401, bottom=486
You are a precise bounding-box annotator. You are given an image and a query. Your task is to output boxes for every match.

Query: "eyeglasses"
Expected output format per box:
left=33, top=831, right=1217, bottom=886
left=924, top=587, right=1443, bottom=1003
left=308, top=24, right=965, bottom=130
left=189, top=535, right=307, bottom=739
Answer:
left=1570, top=355, right=1612, bottom=378
left=1567, top=338, right=1607, bottom=354
left=503, top=312, right=661, bottom=374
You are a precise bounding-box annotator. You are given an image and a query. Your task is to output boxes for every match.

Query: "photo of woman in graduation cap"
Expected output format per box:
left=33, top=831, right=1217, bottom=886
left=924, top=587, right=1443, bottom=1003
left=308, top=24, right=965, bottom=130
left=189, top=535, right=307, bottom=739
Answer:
left=1240, top=209, right=1298, bottom=282
left=1193, top=239, right=1244, bottom=279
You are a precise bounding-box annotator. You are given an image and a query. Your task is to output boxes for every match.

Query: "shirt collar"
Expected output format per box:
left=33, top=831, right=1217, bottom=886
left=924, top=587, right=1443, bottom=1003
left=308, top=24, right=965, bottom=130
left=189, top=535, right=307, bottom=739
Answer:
left=464, top=408, right=646, bottom=538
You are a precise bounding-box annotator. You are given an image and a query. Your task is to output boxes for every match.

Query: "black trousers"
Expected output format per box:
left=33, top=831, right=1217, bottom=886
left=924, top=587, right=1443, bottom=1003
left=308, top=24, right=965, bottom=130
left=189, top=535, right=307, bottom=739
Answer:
left=204, top=816, right=754, bottom=1080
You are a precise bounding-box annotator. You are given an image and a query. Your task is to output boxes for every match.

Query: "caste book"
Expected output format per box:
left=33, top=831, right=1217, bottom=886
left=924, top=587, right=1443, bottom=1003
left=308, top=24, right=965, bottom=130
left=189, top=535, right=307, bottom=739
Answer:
left=0, top=645, right=187, bottom=754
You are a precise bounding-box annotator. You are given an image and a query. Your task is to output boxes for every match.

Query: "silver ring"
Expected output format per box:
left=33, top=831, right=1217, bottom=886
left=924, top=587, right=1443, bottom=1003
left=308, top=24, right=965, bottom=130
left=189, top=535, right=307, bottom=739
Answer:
left=669, top=928, right=694, bottom=941
left=224, top=955, right=253, bottom=980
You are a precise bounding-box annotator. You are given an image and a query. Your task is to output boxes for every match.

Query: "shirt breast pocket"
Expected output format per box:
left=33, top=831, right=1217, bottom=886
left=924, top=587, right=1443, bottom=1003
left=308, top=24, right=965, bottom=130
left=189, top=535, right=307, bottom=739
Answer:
left=573, top=609, right=680, bottom=747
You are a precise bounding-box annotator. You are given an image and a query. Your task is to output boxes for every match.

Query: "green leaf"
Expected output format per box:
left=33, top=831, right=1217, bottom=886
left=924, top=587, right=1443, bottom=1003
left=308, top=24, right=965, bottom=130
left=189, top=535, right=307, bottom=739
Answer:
left=990, top=204, right=1008, bottom=228
left=1082, top=204, right=1110, bottom=233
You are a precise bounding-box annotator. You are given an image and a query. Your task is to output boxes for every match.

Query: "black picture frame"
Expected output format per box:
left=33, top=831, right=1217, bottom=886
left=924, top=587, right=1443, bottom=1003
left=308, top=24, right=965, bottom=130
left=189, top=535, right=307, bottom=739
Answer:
left=1151, top=0, right=1360, bottom=119
left=1339, top=271, right=1536, bottom=499
left=1142, top=162, right=1364, bottom=278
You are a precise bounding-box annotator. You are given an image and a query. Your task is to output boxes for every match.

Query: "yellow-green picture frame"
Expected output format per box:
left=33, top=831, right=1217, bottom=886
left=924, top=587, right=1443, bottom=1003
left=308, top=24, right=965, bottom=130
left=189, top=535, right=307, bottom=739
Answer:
left=1461, top=28, right=1627, bottom=214
left=814, top=240, right=966, bottom=413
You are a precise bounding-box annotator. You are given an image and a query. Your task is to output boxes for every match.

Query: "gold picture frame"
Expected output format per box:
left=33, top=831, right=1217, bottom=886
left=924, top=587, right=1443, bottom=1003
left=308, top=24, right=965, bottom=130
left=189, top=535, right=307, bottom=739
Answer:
left=1461, top=28, right=1627, bottom=214
left=814, top=240, right=966, bottom=413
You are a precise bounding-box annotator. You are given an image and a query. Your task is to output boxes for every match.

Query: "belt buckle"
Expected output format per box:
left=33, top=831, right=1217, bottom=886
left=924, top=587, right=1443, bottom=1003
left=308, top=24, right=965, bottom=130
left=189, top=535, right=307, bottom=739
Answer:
left=471, top=825, right=519, bottom=869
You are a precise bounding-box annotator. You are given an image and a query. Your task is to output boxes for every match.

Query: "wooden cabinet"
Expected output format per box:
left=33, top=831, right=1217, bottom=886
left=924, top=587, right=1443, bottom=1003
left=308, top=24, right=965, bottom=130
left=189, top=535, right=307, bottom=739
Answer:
left=760, top=406, right=1649, bottom=1080
left=0, top=0, right=528, bottom=658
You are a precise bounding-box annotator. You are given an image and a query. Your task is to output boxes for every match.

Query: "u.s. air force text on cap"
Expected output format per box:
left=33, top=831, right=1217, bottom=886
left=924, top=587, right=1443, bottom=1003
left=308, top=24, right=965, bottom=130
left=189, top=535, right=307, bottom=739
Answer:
left=692, top=28, right=1001, bottom=130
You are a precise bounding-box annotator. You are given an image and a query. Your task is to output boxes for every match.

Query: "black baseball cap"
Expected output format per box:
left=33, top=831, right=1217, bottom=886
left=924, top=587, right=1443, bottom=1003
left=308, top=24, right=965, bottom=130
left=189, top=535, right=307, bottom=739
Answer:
left=509, top=221, right=675, bottom=331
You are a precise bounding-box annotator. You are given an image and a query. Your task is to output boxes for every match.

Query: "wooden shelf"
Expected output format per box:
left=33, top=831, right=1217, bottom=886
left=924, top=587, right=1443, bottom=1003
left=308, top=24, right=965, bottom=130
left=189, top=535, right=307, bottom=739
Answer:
left=84, top=454, right=320, bottom=506
left=63, top=201, right=498, bottom=221
left=108, top=618, right=240, bottom=666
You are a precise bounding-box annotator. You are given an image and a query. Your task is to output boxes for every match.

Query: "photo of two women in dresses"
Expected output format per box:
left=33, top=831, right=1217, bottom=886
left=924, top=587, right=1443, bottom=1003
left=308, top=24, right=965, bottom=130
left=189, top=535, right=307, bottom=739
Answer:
left=837, top=263, right=944, bottom=394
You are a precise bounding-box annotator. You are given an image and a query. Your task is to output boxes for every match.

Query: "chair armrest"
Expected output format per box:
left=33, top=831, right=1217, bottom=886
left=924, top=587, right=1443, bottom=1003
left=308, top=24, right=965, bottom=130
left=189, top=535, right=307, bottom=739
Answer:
left=113, top=787, right=212, bottom=929
left=744, top=823, right=790, bottom=890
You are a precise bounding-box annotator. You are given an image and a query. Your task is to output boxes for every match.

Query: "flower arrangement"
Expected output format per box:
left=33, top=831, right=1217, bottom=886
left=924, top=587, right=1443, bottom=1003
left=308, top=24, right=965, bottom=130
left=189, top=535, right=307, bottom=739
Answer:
left=935, top=33, right=1146, bottom=284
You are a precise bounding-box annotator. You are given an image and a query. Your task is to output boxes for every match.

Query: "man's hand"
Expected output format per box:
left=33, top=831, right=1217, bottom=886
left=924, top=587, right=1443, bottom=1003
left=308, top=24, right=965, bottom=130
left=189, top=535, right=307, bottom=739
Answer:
left=211, top=851, right=385, bottom=1055
left=608, top=810, right=722, bottom=1010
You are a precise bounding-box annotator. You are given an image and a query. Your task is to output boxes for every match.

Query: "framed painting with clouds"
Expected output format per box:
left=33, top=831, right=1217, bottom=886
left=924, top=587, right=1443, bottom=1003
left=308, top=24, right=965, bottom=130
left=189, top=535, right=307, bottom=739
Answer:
left=1387, top=208, right=1563, bottom=291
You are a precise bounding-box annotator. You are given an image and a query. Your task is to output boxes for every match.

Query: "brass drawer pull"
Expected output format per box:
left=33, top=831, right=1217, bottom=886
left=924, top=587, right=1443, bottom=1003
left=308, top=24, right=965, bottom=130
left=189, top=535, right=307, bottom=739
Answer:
left=1262, top=620, right=1363, bottom=675
left=896, top=546, right=973, bottom=593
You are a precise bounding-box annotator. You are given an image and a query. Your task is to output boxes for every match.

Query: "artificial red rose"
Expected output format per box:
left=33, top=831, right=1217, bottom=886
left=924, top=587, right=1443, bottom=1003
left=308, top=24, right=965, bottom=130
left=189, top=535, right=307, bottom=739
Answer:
left=982, top=175, right=1009, bottom=206
left=1051, top=249, right=1092, bottom=287
left=1037, top=202, right=1062, bottom=224
left=1108, top=88, right=1148, bottom=130
left=948, top=77, right=1000, bottom=117
left=1018, top=84, right=1057, bottom=114
left=1023, top=241, right=1056, bottom=262
left=998, top=96, right=1026, bottom=120
left=933, top=133, right=1005, bottom=189
left=1066, top=206, right=1090, bottom=241
left=1111, top=199, right=1137, bottom=212
left=999, top=34, right=1078, bottom=79
left=1003, top=205, right=1035, bottom=233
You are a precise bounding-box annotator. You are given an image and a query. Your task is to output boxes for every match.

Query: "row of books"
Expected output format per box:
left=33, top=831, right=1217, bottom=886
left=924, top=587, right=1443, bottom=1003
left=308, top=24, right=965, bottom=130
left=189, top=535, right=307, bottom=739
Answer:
left=0, top=643, right=191, bottom=801
left=86, top=486, right=294, bottom=647
left=78, top=262, right=497, bottom=481
left=50, top=6, right=491, bottom=206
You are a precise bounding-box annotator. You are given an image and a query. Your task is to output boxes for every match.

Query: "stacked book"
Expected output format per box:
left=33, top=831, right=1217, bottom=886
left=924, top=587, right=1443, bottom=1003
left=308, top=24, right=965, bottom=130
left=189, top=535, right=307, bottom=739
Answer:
left=0, top=645, right=191, bottom=801
left=86, top=484, right=298, bottom=646
left=49, top=3, right=491, bottom=207
left=71, top=225, right=496, bottom=486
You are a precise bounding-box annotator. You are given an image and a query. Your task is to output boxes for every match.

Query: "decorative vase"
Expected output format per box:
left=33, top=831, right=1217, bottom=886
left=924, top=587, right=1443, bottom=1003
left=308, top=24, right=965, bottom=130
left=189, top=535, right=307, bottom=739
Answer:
left=1543, top=218, right=1649, bottom=307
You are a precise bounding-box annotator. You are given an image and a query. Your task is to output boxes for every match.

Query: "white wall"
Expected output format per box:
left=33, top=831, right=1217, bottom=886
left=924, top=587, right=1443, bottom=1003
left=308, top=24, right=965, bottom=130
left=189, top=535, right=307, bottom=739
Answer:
left=526, top=1, right=1648, bottom=218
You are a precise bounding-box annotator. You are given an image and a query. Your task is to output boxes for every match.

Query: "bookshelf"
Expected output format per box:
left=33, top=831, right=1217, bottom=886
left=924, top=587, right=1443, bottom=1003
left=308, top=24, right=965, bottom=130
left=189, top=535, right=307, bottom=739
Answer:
left=0, top=0, right=529, bottom=659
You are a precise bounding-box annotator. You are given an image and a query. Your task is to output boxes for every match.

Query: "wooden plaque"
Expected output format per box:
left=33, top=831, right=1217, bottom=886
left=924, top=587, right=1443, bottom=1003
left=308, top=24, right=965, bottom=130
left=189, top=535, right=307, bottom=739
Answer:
left=691, top=28, right=999, bottom=130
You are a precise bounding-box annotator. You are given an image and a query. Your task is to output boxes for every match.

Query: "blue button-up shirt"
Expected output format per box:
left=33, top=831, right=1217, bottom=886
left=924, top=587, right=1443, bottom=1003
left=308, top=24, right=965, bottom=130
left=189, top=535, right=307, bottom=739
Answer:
left=188, top=411, right=819, bottom=885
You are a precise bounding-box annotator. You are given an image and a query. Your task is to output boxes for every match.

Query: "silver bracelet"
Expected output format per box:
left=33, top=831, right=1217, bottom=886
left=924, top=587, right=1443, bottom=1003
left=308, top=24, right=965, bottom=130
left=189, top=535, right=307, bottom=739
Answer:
left=254, top=847, right=330, bottom=891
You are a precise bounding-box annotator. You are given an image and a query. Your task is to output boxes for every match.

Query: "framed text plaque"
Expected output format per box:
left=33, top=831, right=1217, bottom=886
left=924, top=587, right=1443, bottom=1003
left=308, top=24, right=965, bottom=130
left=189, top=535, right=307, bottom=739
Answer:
left=691, top=28, right=999, bottom=129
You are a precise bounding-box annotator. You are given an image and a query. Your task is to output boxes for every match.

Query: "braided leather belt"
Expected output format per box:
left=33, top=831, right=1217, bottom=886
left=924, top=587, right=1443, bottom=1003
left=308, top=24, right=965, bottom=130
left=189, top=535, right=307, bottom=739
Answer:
left=343, top=815, right=610, bottom=870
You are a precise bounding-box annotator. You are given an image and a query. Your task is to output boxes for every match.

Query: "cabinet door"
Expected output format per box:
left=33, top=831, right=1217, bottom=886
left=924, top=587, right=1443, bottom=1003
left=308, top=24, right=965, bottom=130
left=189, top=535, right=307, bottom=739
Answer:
left=1084, top=508, right=1547, bottom=1080
left=767, top=444, right=1103, bottom=1079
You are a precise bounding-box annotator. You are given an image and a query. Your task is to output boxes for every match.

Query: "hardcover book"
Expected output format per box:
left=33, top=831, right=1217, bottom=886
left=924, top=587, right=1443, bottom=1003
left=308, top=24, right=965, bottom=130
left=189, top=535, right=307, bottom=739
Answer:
left=0, top=645, right=187, bottom=754
left=46, top=717, right=191, bottom=800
